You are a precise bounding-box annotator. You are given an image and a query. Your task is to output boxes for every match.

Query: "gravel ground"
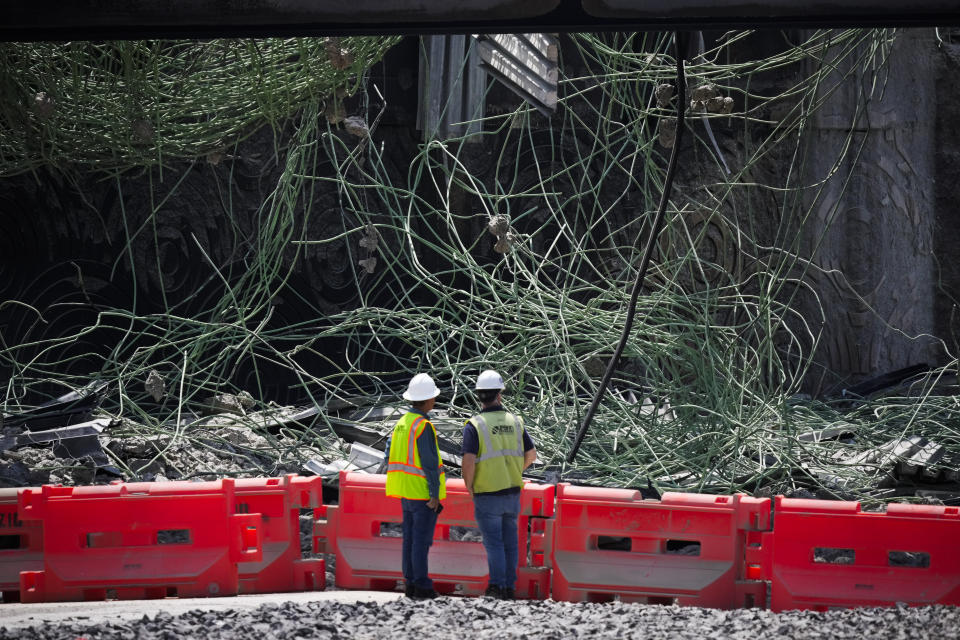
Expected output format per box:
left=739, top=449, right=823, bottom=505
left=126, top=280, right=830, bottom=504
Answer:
left=3, top=597, right=958, bottom=640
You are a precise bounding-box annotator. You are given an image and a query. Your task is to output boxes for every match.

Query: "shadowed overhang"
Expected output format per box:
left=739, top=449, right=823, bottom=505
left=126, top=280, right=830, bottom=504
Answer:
left=2, top=0, right=959, bottom=42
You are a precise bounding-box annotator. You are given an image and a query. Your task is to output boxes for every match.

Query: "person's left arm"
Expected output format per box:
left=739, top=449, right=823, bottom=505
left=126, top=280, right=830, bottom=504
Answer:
left=522, top=427, right=537, bottom=471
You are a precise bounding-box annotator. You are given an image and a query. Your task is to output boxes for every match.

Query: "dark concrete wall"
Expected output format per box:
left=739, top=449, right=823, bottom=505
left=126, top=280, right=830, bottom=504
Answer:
left=934, top=28, right=960, bottom=363
left=799, top=29, right=944, bottom=395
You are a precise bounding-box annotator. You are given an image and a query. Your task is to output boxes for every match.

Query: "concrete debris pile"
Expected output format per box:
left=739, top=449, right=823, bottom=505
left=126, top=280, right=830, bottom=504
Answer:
left=2, top=381, right=109, bottom=431
left=0, top=387, right=331, bottom=487
left=802, top=433, right=960, bottom=502
left=323, top=403, right=463, bottom=468
left=587, top=385, right=960, bottom=505
left=1, top=382, right=119, bottom=486
left=305, top=442, right=387, bottom=477
left=0, top=382, right=469, bottom=492
left=2, top=376, right=959, bottom=508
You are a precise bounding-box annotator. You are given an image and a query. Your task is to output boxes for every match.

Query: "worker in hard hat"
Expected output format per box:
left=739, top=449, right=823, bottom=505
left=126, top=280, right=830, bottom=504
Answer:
left=385, top=373, right=447, bottom=599
left=461, top=369, right=537, bottom=600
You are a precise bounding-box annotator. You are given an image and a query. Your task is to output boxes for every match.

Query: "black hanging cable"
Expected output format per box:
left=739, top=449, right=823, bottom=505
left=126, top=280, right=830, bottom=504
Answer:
left=566, top=31, right=688, bottom=465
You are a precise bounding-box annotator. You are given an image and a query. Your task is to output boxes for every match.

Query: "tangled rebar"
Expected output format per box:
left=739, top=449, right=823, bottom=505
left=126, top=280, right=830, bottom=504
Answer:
left=0, top=30, right=957, bottom=504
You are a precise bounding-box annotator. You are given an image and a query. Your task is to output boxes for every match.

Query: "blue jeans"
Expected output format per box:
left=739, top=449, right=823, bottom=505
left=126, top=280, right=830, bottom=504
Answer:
left=401, top=498, right=438, bottom=589
left=473, top=492, right=521, bottom=589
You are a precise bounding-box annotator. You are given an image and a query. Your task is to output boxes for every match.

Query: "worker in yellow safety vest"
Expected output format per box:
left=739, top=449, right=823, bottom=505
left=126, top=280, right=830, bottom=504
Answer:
left=461, top=369, right=537, bottom=600
left=385, top=373, right=446, bottom=599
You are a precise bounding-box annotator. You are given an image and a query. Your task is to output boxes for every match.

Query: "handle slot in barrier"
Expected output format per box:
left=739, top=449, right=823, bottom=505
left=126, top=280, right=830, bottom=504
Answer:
left=813, top=547, right=855, bottom=564
left=888, top=551, right=930, bottom=568
left=0, top=535, right=22, bottom=550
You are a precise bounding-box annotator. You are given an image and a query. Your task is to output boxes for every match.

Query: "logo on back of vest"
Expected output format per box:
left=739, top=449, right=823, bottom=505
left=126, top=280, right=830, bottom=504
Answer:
left=491, top=425, right=513, bottom=435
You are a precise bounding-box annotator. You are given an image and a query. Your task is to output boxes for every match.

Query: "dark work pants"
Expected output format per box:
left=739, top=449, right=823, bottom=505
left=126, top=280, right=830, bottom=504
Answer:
left=401, top=498, right=438, bottom=589
left=473, top=491, right=521, bottom=589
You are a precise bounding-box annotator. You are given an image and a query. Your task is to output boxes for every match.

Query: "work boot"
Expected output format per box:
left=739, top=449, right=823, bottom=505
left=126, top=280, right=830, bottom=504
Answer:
left=412, top=586, right=439, bottom=599
left=499, top=587, right=515, bottom=600
left=404, top=583, right=416, bottom=598
left=484, top=585, right=502, bottom=598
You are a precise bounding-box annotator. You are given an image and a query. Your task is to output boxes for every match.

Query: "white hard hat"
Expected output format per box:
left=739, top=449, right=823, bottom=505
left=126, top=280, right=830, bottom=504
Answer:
left=403, top=373, right=441, bottom=402
left=475, top=369, right=505, bottom=390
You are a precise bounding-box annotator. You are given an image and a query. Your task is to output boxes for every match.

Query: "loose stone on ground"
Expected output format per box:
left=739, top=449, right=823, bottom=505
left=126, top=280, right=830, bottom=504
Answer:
left=2, top=596, right=957, bottom=639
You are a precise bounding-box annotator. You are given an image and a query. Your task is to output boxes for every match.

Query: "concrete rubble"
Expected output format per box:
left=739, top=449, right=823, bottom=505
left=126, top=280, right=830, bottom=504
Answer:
left=2, top=596, right=958, bottom=639
left=1, top=379, right=958, bottom=507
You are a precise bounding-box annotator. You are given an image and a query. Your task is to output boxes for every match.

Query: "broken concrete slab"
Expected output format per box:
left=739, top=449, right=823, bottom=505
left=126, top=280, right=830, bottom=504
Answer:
left=144, top=369, right=166, bottom=402
left=0, top=418, right=111, bottom=452
left=0, top=417, right=119, bottom=476
left=303, top=457, right=359, bottom=478
left=796, top=423, right=857, bottom=443
left=345, top=405, right=403, bottom=423
left=843, top=435, right=926, bottom=471
left=2, top=380, right=108, bottom=431
left=326, top=415, right=390, bottom=449
left=796, top=433, right=960, bottom=499
left=897, top=439, right=945, bottom=477
left=303, top=442, right=395, bottom=478
left=915, top=488, right=960, bottom=505
left=838, top=363, right=930, bottom=400
left=191, top=405, right=322, bottom=437
left=201, top=391, right=256, bottom=416
left=347, top=442, right=386, bottom=473
left=326, top=409, right=463, bottom=468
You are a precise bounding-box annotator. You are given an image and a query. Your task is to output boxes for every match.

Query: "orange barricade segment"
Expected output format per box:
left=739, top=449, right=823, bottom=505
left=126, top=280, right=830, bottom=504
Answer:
left=16, top=479, right=262, bottom=602
left=762, top=496, right=960, bottom=611
left=331, top=472, right=487, bottom=595
left=547, top=484, right=769, bottom=608
left=231, top=475, right=326, bottom=593
left=4, top=475, right=326, bottom=603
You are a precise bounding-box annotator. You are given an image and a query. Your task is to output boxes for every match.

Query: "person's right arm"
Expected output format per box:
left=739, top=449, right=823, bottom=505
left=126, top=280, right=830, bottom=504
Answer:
left=416, top=423, right=441, bottom=507
left=461, top=422, right=479, bottom=496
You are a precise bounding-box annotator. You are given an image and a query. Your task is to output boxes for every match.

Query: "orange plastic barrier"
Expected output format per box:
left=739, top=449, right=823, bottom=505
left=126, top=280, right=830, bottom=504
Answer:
left=547, top=484, right=769, bottom=608
left=9, top=473, right=960, bottom=610
left=753, top=497, right=960, bottom=611
left=16, top=479, right=262, bottom=602
left=231, top=476, right=326, bottom=594
left=326, top=471, right=554, bottom=598
left=1, top=489, right=42, bottom=601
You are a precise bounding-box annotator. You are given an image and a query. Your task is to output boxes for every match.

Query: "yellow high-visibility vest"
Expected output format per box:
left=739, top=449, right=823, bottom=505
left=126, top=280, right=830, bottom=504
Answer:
left=469, top=411, right=524, bottom=494
left=385, top=411, right=447, bottom=500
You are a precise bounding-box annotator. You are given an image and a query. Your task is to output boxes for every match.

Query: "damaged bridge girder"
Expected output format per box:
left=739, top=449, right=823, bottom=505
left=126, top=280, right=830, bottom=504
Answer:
left=2, top=0, right=959, bottom=41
